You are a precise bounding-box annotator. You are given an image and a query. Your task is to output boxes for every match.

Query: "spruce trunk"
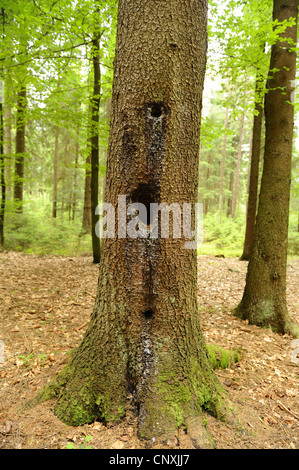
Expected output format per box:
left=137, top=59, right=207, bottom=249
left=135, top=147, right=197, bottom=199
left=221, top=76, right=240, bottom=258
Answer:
left=35, top=0, right=230, bottom=446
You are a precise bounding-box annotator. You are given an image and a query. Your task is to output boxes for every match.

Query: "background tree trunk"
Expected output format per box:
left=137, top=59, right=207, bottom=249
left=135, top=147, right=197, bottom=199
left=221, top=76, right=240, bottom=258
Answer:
left=3, top=102, right=12, bottom=199
left=52, top=125, right=59, bottom=219
left=218, top=83, right=231, bottom=224
left=240, top=75, right=263, bottom=260
left=72, top=125, right=79, bottom=221
left=14, top=86, right=26, bottom=212
left=234, top=0, right=298, bottom=336
left=35, top=0, right=228, bottom=447
left=82, top=146, right=92, bottom=233
left=90, top=36, right=101, bottom=264
left=0, top=101, right=5, bottom=247
left=231, top=78, right=247, bottom=219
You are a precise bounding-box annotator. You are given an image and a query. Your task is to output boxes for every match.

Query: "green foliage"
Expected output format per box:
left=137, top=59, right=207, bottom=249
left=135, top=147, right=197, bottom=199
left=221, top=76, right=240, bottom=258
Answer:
left=4, top=200, right=91, bottom=256
left=65, top=435, right=93, bottom=449
left=288, top=213, right=299, bottom=256
left=17, top=352, right=48, bottom=368
left=201, top=212, right=245, bottom=255
left=206, top=344, right=241, bottom=370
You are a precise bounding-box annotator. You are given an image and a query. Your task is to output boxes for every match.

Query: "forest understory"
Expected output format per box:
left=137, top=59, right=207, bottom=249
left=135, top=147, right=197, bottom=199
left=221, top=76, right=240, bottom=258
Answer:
left=0, top=251, right=298, bottom=450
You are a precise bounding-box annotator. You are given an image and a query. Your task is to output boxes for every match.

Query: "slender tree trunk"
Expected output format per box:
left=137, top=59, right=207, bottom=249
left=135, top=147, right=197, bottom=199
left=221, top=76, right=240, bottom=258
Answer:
left=231, top=79, right=247, bottom=219
left=0, top=102, right=5, bottom=247
left=82, top=147, right=92, bottom=233
left=218, top=84, right=231, bottom=224
left=204, top=150, right=212, bottom=215
left=14, top=86, right=26, bottom=212
left=52, top=125, right=59, bottom=218
left=72, top=126, right=79, bottom=221
left=3, top=102, right=12, bottom=198
left=90, top=36, right=101, bottom=263
left=226, top=167, right=234, bottom=217
left=34, top=0, right=230, bottom=447
left=90, top=35, right=101, bottom=263
left=240, top=76, right=264, bottom=260
left=234, top=0, right=298, bottom=336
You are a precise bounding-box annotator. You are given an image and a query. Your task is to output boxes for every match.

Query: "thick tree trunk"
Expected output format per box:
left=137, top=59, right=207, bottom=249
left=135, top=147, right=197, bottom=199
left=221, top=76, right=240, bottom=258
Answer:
left=234, top=0, right=298, bottom=336
left=14, top=86, right=26, bottom=212
left=34, top=0, right=231, bottom=446
left=240, top=76, right=263, bottom=260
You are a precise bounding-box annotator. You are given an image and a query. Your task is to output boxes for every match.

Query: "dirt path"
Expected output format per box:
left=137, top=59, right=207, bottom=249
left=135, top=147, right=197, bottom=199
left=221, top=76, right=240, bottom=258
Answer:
left=0, top=252, right=298, bottom=449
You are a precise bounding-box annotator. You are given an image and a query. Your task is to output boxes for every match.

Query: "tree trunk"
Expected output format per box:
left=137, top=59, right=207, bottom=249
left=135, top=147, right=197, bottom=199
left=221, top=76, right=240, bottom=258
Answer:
left=240, top=76, right=263, bottom=260
left=90, top=36, right=101, bottom=264
left=204, top=150, right=212, bottom=215
left=82, top=146, right=92, bottom=233
left=52, top=125, right=59, bottom=218
left=226, top=167, right=234, bottom=217
left=3, top=102, right=12, bottom=199
left=0, top=102, right=5, bottom=247
left=218, top=84, right=231, bottom=224
left=231, top=79, right=247, bottom=220
left=234, top=0, right=298, bottom=336
left=14, top=86, right=26, bottom=212
left=72, top=126, right=79, bottom=221
left=34, top=0, right=231, bottom=447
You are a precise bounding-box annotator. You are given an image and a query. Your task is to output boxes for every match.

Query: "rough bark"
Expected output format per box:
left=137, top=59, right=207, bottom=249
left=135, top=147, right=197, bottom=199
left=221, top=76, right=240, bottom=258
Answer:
left=14, top=86, right=26, bottom=212
left=90, top=36, right=101, bottom=264
left=240, top=76, right=263, bottom=260
left=32, top=0, right=235, bottom=446
left=234, top=0, right=298, bottom=336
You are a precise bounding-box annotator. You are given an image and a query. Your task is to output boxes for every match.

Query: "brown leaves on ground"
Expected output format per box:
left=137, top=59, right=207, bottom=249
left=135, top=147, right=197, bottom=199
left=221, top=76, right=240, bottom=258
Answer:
left=0, top=252, right=298, bottom=449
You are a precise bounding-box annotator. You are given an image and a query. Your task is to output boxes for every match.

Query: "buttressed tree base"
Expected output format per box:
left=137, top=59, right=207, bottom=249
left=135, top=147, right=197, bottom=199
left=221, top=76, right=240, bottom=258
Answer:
left=29, top=0, right=238, bottom=447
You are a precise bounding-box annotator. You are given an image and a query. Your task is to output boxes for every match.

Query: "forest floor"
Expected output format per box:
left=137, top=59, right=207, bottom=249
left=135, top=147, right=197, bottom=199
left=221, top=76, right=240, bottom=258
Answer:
left=0, top=251, right=298, bottom=450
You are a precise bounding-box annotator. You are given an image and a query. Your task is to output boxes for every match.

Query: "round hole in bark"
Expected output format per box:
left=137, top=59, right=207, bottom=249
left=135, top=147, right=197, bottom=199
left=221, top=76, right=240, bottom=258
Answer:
left=131, top=183, right=157, bottom=226
left=143, top=309, right=154, bottom=319
left=150, top=103, right=162, bottom=118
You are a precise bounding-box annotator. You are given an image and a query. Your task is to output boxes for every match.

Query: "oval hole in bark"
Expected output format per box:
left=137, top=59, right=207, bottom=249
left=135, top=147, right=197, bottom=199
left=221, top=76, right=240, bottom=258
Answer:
left=131, top=183, right=156, bottom=226
left=150, top=103, right=162, bottom=118
left=143, top=309, right=154, bottom=319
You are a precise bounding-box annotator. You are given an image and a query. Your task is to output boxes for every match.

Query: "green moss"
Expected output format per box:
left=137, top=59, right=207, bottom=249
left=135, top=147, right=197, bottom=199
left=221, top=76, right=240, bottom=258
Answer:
left=153, top=353, right=226, bottom=431
left=158, top=371, right=192, bottom=427
left=206, top=344, right=241, bottom=370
